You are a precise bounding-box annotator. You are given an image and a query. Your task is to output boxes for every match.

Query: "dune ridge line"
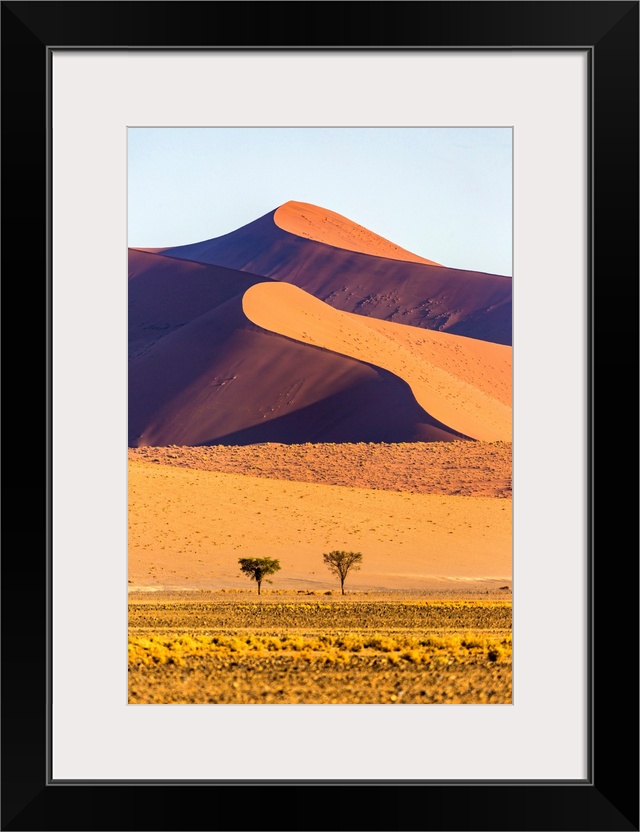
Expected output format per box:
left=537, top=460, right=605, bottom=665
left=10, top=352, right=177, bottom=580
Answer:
left=274, top=200, right=442, bottom=265
left=243, top=281, right=511, bottom=441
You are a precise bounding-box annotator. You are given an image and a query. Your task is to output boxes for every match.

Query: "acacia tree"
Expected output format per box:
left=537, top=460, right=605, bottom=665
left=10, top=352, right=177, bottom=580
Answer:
left=238, top=557, right=281, bottom=595
left=322, top=550, right=363, bottom=595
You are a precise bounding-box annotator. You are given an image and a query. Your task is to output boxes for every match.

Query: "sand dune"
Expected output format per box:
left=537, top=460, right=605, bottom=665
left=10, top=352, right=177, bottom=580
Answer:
left=156, top=201, right=512, bottom=345
left=128, top=460, right=512, bottom=592
left=243, top=282, right=511, bottom=441
left=129, top=292, right=464, bottom=447
left=273, top=200, right=441, bottom=265
left=128, top=201, right=511, bottom=446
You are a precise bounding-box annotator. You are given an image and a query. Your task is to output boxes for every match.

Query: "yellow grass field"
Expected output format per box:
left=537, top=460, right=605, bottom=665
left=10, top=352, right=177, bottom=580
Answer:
left=129, top=594, right=512, bottom=704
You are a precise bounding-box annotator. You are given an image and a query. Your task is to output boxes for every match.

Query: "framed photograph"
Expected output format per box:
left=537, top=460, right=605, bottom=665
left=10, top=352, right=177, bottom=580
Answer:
left=3, top=2, right=637, bottom=830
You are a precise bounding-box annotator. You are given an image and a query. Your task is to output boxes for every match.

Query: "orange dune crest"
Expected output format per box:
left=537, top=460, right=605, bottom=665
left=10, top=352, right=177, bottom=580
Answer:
left=274, top=200, right=441, bottom=265
left=243, top=282, right=511, bottom=442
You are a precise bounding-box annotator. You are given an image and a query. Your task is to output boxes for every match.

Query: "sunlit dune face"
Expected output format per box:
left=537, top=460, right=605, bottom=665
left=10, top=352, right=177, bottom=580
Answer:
left=274, top=201, right=442, bottom=266
left=243, top=282, right=511, bottom=442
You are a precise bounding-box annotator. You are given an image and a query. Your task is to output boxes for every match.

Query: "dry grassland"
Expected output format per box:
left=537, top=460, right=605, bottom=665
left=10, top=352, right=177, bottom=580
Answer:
left=129, top=594, right=511, bottom=704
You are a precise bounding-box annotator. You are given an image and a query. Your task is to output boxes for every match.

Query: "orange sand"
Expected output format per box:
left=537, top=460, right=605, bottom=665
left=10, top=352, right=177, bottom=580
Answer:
left=128, top=460, right=512, bottom=593
left=274, top=201, right=441, bottom=265
left=243, top=282, right=511, bottom=441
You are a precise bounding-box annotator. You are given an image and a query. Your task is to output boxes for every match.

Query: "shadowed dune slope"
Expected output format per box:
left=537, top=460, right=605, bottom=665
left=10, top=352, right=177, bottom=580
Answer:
left=243, top=282, right=511, bottom=442
left=273, top=200, right=441, bottom=265
left=156, top=203, right=512, bottom=345
left=129, top=292, right=468, bottom=447
left=128, top=249, right=272, bottom=358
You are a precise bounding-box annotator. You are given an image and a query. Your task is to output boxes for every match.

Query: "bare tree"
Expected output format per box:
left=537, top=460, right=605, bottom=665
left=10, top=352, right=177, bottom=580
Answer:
left=238, top=557, right=281, bottom=595
left=322, top=550, right=363, bottom=595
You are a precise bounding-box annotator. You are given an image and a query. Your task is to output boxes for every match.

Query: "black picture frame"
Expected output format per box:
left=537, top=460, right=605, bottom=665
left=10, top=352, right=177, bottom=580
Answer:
left=2, top=2, right=638, bottom=830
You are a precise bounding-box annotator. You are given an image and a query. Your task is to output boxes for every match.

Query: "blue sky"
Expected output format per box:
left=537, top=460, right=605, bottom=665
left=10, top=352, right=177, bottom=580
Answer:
left=128, top=127, right=512, bottom=276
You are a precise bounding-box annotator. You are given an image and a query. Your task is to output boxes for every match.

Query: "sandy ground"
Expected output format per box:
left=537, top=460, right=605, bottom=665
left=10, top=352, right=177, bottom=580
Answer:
left=243, top=282, right=511, bottom=441
left=128, top=457, right=511, bottom=593
left=129, top=589, right=512, bottom=604
left=273, top=200, right=441, bottom=265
